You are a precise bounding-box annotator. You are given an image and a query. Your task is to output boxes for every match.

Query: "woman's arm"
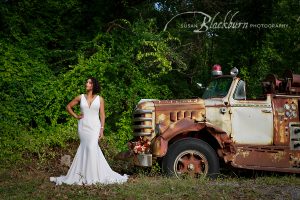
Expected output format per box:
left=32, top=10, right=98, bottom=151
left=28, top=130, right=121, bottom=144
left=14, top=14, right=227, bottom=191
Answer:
left=99, top=96, right=106, bottom=139
left=66, top=95, right=82, bottom=119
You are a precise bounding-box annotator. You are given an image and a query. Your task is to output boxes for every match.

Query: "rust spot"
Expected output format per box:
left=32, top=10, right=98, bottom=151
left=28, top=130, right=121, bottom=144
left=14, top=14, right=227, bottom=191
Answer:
left=290, top=153, right=300, bottom=168
left=158, top=113, right=166, bottom=122
left=273, top=97, right=299, bottom=145
left=240, top=150, right=250, bottom=158
left=152, top=136, right=168, bottom=157
left=271, top=151, right=285, bottom=163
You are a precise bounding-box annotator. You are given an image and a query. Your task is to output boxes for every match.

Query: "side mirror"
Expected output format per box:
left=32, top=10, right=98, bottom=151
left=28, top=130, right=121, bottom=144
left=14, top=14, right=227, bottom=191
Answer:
left=230, top=67, right=239, bottom=77
left=196, top=83, right=205, bottom=89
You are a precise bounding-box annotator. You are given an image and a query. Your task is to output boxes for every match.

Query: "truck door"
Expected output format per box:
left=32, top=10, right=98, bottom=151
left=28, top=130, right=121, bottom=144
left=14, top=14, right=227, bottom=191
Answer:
left=229, top=80, right=273, bottom=145
left=203, top=77, right=234, bottom=135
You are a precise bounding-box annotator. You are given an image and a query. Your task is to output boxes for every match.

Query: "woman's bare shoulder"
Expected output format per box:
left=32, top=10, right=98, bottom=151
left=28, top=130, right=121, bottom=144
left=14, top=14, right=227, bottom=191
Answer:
left=74, top=94, right=82, bottom=101
left=99, top=96, right=104, bottom=103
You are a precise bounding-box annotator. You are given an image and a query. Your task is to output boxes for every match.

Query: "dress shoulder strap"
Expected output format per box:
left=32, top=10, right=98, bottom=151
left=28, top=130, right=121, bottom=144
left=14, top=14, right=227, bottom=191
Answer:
left=79, top=94, right=84, bottom=101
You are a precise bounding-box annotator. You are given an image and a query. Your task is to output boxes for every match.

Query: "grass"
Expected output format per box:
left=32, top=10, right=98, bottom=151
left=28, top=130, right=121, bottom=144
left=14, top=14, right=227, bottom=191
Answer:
left=1, top=163, right=300, bottom=200
left=1, top=142, right=300, bottom=200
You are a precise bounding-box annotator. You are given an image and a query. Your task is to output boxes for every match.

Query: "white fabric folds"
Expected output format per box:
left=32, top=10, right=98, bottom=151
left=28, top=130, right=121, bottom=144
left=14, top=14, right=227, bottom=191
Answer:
left=50, top=94, right=128, bottom=185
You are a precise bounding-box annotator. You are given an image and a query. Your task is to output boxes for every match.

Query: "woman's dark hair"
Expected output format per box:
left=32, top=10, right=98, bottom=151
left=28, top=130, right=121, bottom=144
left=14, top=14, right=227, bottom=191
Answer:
left=87, top=77, right=100, bottom=94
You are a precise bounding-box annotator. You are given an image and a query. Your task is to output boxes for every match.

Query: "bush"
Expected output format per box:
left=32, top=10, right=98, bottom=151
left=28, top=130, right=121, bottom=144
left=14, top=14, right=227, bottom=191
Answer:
left=0, top=19, right=178, bottom=164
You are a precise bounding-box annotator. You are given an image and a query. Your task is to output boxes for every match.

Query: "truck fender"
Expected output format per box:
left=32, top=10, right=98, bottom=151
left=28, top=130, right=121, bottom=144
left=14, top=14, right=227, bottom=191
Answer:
left=152, top=118, right=233, bottom=157
left=204, top=122, right=233, bottom=148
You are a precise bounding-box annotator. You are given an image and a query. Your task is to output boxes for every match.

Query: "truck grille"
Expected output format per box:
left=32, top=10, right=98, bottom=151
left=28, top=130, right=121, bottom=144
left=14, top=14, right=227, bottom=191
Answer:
left=133, top=109, right=153, bottom=136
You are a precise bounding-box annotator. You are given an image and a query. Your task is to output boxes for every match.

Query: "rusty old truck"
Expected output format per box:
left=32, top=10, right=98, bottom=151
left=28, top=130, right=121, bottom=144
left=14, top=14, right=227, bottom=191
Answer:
left=127, top=66, right=300, bottom=178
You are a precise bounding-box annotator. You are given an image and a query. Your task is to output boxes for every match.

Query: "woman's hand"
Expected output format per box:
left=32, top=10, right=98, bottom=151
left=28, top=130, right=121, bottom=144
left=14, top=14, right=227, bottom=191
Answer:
left=76, top=113, right=84, bottom=119
left=99, top=128, right=104, bottom=140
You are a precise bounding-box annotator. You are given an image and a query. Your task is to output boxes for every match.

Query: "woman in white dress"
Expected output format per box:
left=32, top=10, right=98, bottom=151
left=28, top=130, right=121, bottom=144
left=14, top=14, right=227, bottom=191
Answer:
left=50, top=77, right=128, bottom=185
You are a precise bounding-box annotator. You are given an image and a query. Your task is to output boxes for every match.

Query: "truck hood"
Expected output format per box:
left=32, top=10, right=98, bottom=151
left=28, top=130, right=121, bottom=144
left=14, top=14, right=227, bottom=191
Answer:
left=153, top=98, right=206, bottom=126
left=134, top=98, right=206, bottom=139
left=136, top=98, right=206, bottom=119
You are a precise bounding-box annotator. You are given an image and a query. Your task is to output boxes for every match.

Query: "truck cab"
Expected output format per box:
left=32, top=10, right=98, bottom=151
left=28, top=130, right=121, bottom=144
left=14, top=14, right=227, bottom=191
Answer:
left=128, top=67, right=300, bottom=178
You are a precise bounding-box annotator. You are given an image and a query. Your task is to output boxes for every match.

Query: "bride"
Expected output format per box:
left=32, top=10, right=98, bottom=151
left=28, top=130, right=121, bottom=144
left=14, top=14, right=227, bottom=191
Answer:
left=50, top=77, right=128, bottom=185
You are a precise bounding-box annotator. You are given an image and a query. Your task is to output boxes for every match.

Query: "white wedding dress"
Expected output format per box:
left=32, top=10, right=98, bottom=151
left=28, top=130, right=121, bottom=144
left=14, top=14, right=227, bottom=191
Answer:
left=50, top=94, right=128, bottom=185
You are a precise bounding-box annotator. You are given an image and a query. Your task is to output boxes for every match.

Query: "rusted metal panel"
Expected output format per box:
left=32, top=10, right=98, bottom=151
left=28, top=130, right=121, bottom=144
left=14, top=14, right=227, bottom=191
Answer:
left=155, top=104, right=203, bottom=112
left=290, top=151, right=300, bottom=168
left=153, top=99, right=205, bottom=136
left=154, top=100, right=205, bottom=122
left=272, top=97, right=299, bottom=145
left=155, top=98, right=205, bottom=106
left=161, top=118, right=205, bottom=141
left=152, top=119, right=235, bottom=157
left=152, top=136, right=168, bottom=157
left=205, top=123, right=236, bottom=161
left=232, top=146, right=289, bottom=168
left=230, top=145, right=300, bottom=173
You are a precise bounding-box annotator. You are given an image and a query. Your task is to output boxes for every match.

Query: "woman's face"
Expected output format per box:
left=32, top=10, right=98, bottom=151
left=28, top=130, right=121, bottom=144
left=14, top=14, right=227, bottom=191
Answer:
left=86, top=79, right=93, bottom=92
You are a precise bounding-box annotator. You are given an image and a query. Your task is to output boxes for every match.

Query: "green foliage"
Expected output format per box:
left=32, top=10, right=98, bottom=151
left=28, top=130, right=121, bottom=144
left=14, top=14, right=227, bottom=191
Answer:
left=0, top=18, right=176, bottom=163
left=0, top=38, right=54, bottom=131
left=0, top=0, right=299, bottom=165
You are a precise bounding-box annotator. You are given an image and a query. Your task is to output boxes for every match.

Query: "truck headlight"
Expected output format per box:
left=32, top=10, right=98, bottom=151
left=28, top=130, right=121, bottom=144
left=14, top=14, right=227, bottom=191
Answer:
left=284, top=104, right=290, bottom=110
left=292, top=111, right=297, bottom=118
left=285, top=111, right=291, bottom=118
left=291, top=103, right=297, bottom=110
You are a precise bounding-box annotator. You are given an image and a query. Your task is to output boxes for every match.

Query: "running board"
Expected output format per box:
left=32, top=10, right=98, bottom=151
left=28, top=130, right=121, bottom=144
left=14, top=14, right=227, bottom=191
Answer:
left=230, top=145, right=300, bottom=173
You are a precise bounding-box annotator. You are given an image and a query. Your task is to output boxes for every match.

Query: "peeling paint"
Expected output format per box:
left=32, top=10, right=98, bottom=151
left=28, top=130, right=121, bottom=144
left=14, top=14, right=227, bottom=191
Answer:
left=128, top=72, right=300, bottom=174
left=240, top=150, right=250, bottom=158
left=271, top=151, right=285, bottom=163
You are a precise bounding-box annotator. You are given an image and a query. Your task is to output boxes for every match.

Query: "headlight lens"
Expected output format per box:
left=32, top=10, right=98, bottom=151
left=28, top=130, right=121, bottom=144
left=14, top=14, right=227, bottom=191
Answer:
left=291, top=103, right=297, bottom=110
left=292, top=111, right=297, bottom=118
left=284, top=102, right=297, bottom=118
left=284, top=104, right=290, bottom=110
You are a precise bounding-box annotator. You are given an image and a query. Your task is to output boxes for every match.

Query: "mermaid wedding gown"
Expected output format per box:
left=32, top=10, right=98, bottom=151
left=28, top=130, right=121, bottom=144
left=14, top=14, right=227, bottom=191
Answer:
left=50, top=94, right=128, bottom=185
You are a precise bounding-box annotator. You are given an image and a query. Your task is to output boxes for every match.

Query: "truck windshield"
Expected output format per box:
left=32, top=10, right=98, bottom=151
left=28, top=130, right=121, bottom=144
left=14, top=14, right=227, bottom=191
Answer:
left=202, top=77, right=233, bottom=99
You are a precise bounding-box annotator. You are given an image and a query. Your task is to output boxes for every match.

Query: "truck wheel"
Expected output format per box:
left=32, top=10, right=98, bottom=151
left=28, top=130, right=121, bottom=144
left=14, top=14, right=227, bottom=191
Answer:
left=162, top=138, right=219, bottom=179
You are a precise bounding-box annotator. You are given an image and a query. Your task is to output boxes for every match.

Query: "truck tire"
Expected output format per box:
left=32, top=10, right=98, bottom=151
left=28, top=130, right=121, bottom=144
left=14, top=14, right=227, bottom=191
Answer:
left=162, top=138, right=220, bottom=179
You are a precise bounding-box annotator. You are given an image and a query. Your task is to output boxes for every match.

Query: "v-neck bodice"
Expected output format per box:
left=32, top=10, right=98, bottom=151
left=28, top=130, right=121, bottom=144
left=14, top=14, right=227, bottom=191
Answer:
left=83, top=94, right=98, bottom=108
left=79, top=94, right=100, bottom=128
